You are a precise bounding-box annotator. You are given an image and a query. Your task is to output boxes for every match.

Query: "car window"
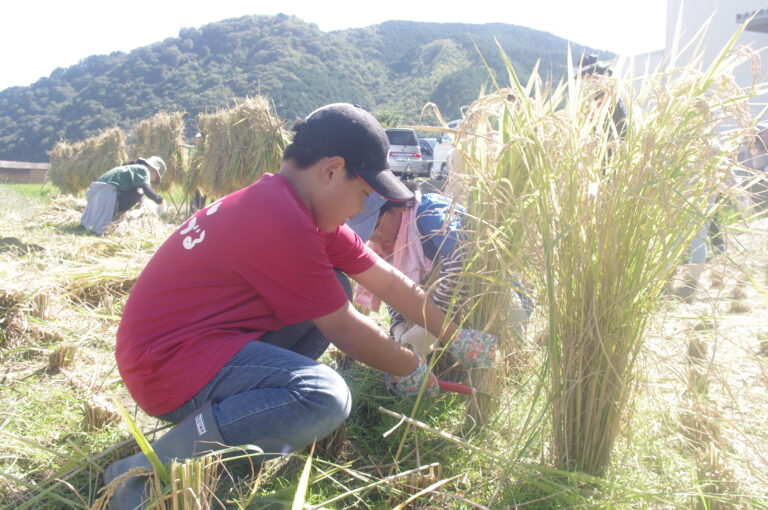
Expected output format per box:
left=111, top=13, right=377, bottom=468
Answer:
left=386, top=130, right=418, bottom=146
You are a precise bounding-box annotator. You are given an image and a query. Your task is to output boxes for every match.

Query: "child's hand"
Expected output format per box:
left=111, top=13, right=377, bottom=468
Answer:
left=385, top=356, right=439, bottom=396
left=447, top=329, right=498, bottom=368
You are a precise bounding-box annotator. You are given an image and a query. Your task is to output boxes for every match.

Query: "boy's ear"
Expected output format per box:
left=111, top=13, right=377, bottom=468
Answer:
left=320, top=156, right=346, bottom=183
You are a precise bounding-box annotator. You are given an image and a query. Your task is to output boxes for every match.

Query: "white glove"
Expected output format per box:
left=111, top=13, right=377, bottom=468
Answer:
left=400, top=325, right=440, bottom=360
left=156, top=200, right=167, bottom=215
left=392, top=323, right=407, bottom=343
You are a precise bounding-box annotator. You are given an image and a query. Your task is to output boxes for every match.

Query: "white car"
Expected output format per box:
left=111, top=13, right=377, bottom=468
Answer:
left=385, top=128, right=423, bottom=177
left=430, top=119, right=461, bottom=180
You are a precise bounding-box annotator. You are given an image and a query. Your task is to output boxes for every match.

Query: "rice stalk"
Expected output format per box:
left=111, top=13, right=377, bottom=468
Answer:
left=48, top=128, right=128, bottom=195
left=130, top=111, right=189, bottom=193
left=727, top=301, right=751, bottom=314
left=453, top=32, right=758, bottom=476
left=150, top=455, right=222, bottom=510
left=0, top=289, right=28, bottom=348
left=81, top=396, right=120, bottom=432
left=692, top=443, right=740, bottom=510
left=189, top=96, right=288, bottom=198
left=47, top=344, right=77, bottom=373
left=291, top=442, right=314, bottom=510
left=31, top=291, right=50, bottom=320
left=65, top=264, right=139, bottom=307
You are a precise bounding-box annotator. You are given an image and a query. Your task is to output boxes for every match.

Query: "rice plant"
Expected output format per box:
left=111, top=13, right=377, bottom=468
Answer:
left=454, top=32, right=760, bottom=477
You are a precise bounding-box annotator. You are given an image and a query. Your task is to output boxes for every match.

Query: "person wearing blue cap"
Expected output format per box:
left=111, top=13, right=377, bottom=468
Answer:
left=103, top=103, right=498, bottom=509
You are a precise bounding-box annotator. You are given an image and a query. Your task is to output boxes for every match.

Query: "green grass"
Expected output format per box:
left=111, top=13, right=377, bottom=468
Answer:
left=0, top=183, right=56, bottom=202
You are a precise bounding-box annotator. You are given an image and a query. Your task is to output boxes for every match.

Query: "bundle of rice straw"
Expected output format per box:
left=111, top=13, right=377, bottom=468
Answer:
left=130, top=111, right=189, bottom=192
left=103, top=199, right=172, bottom=238
left=48, top=128, right=128, bottom=195
left=189, top=96, right=288, bottom=198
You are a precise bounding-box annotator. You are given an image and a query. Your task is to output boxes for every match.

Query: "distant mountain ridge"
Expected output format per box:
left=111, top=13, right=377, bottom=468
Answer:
left=0, top=15, right=603, bottom=162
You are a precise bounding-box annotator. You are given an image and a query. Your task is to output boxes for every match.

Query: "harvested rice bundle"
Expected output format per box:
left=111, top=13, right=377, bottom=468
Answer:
left=103, top=199, right=172, bottom=238
left=49, top=128, right=128, bottom=195
left=130, top=111, right=188, bottom=192
left=66, top=264, right=139, bottom=307
left=191, top=96, right=288, bottom=198
left=456, top=38, right=756, bottom=476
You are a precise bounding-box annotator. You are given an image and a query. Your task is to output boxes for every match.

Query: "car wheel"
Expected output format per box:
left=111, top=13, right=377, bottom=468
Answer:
left=430, top=163, right=441, bottom=180
left=439, top=162, right=448, bottom=179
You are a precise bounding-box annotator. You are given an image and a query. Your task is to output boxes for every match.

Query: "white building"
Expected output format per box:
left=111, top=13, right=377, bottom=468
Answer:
left=627, top=0, right=768, bottom=118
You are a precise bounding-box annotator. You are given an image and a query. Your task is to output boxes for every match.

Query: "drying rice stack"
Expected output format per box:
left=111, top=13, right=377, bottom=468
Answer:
left=48, top=128, right=128, bottom=195
left=130, top=111, right=188, bottom=192
left=191, top=96, right=288, bottom=198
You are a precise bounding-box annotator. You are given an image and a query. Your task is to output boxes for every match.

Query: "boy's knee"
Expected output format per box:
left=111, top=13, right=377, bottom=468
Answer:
left=309, top=365, right=351, bottom=434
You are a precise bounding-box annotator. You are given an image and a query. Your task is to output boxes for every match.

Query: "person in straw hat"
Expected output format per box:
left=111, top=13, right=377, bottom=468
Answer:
left=80, top=156, right=167, bottom=235
left=103, top=104, right=498, bottom=509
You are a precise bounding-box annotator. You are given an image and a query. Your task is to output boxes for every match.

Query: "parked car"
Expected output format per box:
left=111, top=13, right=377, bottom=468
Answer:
left=431, top=119, right=461, bottom=180
left=418, top=137, right=437, bottom=176
left=385, top=128, right=423, bottom=177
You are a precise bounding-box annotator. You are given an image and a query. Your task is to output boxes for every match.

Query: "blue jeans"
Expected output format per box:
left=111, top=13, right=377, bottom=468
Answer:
left=158, top=271, right=352, bottom=455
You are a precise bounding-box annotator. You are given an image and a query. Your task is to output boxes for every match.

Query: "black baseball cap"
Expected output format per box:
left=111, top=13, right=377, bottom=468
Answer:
left=292, top=103, right=414, bottom=202
left=579, top=54, right=612, bottom=76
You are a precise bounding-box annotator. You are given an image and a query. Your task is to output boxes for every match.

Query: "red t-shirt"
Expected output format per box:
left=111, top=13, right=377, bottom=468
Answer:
left=116, top=173, right=377, bottom=416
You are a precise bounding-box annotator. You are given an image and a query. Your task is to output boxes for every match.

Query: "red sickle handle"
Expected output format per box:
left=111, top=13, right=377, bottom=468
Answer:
left=437, top=379, right=474, bottom=394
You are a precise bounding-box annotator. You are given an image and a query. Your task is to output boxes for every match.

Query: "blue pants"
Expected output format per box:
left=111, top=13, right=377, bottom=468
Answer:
left=158, top=272, right=353, bottom=455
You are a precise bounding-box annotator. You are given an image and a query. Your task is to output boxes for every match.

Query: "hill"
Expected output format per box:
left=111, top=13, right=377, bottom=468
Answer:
left=0, top=15, right=601, bottom=162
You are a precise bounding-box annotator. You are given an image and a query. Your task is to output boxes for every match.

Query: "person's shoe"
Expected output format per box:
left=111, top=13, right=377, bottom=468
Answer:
left=103, top=401, right=225, bottom=510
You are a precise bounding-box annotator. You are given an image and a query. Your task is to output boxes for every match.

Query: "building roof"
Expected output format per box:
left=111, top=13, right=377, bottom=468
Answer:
left=0, top=160, right=50, bottom=170
left=737, top=9, right=768, bottom=33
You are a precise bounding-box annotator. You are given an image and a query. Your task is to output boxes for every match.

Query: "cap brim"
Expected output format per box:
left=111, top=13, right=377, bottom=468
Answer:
left=346, top=193, right=386, bottom=242
left=356, top=169, right=414, bottom=202
left=137, top=158, right=156, bottom=174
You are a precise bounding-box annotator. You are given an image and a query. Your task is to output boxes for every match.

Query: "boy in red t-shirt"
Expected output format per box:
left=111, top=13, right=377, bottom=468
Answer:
left=104, top=103, right=496, bottom=509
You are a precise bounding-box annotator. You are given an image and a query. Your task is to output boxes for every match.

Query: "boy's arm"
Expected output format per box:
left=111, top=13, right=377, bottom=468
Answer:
left=350, top=257, right=459, bottom=343
left=311, top=300, right=419, bottom=376
left=320, top=258, right=497, bottom=373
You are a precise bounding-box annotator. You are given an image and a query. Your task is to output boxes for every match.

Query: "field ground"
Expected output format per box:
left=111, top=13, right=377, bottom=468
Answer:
left=0, top=182, right=766, bottom=509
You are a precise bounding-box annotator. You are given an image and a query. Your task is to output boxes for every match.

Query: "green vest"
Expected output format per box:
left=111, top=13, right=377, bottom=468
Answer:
left=97, top=164, right=150, bottom=192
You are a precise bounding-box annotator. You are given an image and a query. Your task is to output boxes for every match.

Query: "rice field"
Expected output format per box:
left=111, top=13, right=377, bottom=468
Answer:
left=2, top=34, right=768, bottom=509
left=0, top=179, right=766, bottom=509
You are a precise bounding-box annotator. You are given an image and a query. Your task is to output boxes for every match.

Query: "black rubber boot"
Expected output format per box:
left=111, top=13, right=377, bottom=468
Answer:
left=103, top=401, right=226, bottom=510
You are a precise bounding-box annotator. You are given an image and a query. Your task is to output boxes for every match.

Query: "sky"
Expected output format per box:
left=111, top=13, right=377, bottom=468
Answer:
left=0, top=0, right=668, bottom=91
